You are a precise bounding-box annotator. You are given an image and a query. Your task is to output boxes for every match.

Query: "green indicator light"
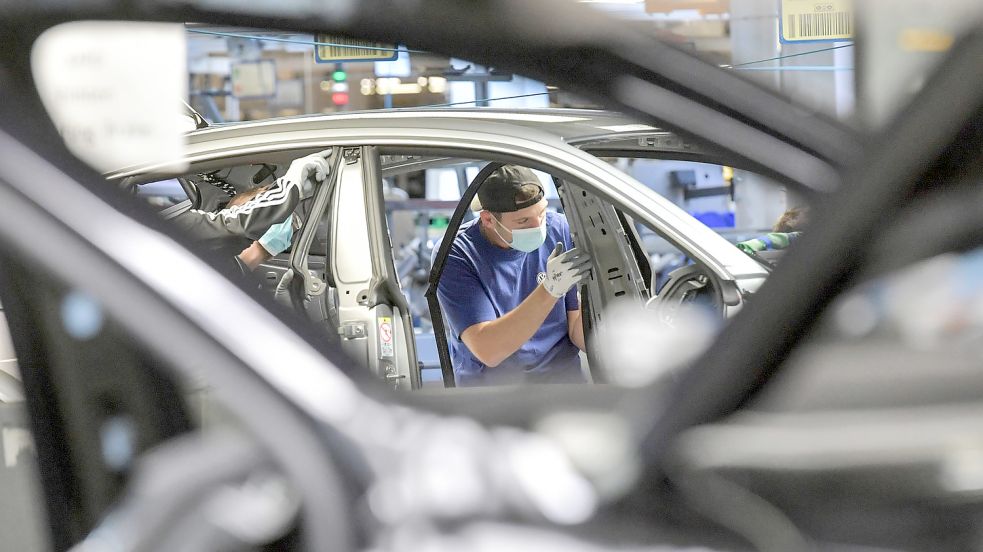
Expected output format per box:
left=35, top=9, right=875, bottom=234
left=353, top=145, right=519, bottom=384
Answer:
left=332, top=70, right=347, bottom=82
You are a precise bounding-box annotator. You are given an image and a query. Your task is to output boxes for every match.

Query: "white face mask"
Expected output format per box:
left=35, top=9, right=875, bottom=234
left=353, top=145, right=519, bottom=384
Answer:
left=494, top=217, right=547, bottom=252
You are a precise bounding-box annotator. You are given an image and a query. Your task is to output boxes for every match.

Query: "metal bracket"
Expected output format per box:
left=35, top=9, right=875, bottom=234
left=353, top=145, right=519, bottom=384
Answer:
left=305, top=272, right=326, bottom=296
left=343, top=148, right=361, bottom=165
left=339, top=322, right=367, bottom=339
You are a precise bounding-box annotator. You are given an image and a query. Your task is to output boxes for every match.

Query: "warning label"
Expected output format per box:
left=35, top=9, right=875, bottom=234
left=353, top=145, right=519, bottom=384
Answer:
left=379, top=316, right=394, bottom=358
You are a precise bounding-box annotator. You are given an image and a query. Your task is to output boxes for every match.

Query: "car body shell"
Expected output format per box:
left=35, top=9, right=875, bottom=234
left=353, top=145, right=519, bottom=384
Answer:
left=109, top=108, right=768, bottom=296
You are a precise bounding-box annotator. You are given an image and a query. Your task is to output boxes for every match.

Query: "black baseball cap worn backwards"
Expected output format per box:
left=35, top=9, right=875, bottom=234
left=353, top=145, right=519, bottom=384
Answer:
left=477, top=165, right=545, bottom=213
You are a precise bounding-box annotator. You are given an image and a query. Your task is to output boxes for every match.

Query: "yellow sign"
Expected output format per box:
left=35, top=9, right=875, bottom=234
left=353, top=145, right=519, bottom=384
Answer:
left=645, top=0, right=729, bottom=15
left=314, top=35, right=398, bottom=63
left=899, top=28, right=955, bottom=52
left=780, top=0, right=854, bottom=43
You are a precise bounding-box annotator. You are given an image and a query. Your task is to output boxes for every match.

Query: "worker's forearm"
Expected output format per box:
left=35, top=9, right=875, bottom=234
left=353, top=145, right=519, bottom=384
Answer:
left=174, top=179, right=299, bottom=241
left=237, top=241, right=273, bottom=271
left=569, top=309, right=586, bottom=351
left=463, top=284, right=558, bottom=367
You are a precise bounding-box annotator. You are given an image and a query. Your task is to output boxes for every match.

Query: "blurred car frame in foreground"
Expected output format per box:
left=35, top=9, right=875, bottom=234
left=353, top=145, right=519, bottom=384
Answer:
left=3, top=2, right=983, bottom=552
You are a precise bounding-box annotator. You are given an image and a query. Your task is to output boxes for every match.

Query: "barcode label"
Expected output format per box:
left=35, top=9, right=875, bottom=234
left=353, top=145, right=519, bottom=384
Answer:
left=780, top=0, right=854, bottom=42
left=786, top=12, right=852, bottom=39
left=315, top=35, right=398, bottom=62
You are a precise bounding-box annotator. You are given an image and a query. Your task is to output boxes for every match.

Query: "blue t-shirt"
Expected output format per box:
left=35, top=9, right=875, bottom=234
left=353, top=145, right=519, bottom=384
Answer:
left=437, top=211, right=584, bottom=386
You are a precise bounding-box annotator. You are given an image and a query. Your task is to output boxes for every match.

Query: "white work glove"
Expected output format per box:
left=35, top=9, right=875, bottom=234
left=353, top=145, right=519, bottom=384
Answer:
left=542, top=243, right=592, bottom=298
left=284, top=149, right=332, bottom=199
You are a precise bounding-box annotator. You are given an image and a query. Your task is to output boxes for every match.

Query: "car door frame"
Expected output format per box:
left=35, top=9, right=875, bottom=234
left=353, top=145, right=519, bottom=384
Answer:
left=324, top=145, right=421, bottom=390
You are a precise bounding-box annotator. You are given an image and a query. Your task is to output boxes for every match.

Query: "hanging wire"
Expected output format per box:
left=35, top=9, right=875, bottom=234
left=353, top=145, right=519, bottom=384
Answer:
left=732, top=65, right=854, bottom=72
left=719, top=43, right=853, bottom=69
left=418, top=92, right=552, bottom=108
left=186, top=28, right=428, bottom=54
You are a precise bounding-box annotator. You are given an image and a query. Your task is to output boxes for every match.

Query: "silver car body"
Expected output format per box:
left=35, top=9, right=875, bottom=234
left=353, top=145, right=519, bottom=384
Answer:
left=110, top=109, right=768, bottom=295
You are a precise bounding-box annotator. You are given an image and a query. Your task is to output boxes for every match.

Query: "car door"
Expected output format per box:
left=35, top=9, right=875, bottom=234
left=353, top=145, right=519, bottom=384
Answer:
left=552, top=177, right=649, bottom=383
left=553, top=143, right=774, bottom=381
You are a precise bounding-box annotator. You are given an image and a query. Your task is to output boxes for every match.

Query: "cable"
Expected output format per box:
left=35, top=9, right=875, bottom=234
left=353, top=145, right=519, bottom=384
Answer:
left=733, top=65, right=853, bottom=72
left=418, top=92, right=552, bottom=108
left=719, top=43, right=854, bottom=69
left=186, top=28, right=428, bottom=54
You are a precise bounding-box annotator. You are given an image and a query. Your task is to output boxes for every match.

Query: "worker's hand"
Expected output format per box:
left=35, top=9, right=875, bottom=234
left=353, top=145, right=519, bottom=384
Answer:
left=284, top=149, right=332, bottom=199
left=542, top=243, right=592, bottom=298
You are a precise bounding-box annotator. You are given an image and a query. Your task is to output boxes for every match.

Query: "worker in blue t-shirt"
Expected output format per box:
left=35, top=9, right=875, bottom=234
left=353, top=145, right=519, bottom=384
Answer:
left=437, top=165, right=592, bottom=386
